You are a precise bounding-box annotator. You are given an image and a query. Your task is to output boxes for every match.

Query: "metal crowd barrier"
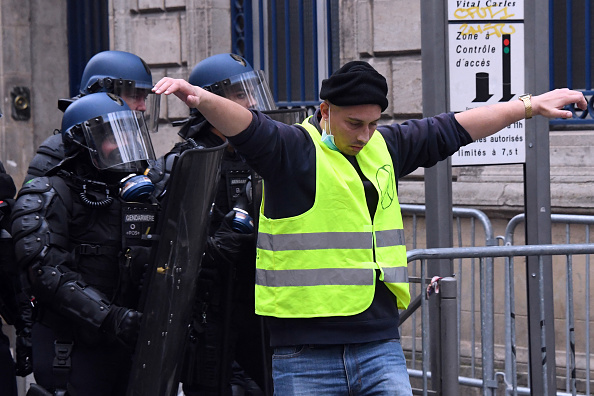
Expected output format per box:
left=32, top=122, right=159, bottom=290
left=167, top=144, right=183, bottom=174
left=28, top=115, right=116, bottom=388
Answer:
left=405, top=244, right=594, bottom=396
left=400, top=206, right=594, bottom=396
left=401, top=204, right=498, bottom=395
left=504, top=214, right=594, bottom=396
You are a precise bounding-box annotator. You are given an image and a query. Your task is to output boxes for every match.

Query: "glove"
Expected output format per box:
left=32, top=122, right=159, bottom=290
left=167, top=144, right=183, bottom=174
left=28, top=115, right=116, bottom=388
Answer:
left=101, top=306, right=142, bottom=349
left=15, top=327, right=33, bottom=377
left=125, top=247, right=151, bottom=290
left=15, top=290, right=34, bottom=376
left=209, top=210, right=256, bottom=264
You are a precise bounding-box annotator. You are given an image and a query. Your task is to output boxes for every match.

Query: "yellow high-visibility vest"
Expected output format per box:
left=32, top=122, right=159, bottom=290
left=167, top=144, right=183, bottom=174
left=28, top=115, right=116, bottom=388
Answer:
left=255, top=117, right=409, bottom=318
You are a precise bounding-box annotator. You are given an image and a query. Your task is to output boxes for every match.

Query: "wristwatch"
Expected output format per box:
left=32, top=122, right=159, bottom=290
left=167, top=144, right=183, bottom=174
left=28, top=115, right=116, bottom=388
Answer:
left=519, top=94, right=532, bottom=119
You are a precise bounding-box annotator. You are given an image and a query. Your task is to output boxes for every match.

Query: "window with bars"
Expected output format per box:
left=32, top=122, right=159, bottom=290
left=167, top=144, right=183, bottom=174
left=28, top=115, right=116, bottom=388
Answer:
left=549, top=0, right=594, bottom=125
left=232, top=0, right=339, bottom=110
left=67, top=0, right=109, bottom=98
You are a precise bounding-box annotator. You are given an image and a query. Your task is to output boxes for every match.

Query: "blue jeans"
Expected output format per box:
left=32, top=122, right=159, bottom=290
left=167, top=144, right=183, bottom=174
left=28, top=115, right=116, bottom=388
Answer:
left=272, top=339, right=412, bottom=395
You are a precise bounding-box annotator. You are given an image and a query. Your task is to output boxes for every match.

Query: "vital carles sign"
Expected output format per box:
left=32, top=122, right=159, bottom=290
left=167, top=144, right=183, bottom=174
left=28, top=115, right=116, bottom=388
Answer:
left=448, top=1, right=525, bottom=166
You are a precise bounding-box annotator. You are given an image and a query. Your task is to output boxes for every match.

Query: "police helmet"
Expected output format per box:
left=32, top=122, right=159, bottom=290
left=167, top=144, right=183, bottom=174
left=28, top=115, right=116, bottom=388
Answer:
left=78, top=51, right=160, bottom=132
left=61, top=93, right=156, bottom=173
left=188, top=53, right=276, bottom=111
left=80, top=51, right=152, bottom=95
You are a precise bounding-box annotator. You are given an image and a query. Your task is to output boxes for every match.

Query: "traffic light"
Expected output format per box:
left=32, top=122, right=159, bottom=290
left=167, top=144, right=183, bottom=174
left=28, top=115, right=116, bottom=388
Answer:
left=500, top=34, right=514, bottom=101
left=503, top=36, right=511, bottom=54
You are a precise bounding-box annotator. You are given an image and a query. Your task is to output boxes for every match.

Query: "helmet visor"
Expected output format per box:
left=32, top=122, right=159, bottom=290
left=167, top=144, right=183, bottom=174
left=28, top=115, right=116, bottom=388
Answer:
left=142, top=93, right=161, bottom=134
left=212, top=70, right=276, bottom=111
left=82, top=110, right=156, bottom=172
left=114, top=84, right=161, bottom=133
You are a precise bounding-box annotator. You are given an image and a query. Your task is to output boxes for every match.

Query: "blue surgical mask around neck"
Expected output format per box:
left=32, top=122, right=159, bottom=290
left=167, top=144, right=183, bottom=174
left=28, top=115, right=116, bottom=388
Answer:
left=321, top=108, right=339, bottom=151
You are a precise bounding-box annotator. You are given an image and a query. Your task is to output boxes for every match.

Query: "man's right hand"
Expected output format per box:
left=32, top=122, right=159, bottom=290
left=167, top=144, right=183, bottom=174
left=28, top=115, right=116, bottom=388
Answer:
left=101, top=306, right=142, bottom=349
left=209, top=210, right=256, bottom=264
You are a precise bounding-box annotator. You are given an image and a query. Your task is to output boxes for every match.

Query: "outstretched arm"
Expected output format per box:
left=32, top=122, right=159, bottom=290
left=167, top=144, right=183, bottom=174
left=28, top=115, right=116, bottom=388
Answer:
left=455, top=88, right=587, bottom=140
left=153, top=77, right=253, bottom=137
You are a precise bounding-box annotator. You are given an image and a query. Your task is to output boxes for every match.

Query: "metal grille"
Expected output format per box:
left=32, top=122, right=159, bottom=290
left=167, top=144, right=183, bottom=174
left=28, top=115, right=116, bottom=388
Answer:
left=234, top=0, right=338, bottom=109
left=549, top=0, right=594, bottom=125
left=66, top=0, right=109, bottom=98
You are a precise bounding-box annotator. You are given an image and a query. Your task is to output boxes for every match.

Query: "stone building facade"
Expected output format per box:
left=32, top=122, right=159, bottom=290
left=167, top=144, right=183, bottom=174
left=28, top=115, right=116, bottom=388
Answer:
left=3, top=0, right=592, bottom=215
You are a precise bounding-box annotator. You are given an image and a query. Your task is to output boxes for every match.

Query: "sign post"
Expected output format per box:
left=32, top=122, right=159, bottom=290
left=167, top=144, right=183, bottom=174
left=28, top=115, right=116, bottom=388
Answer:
left=421, top=2, right=454, bottom=394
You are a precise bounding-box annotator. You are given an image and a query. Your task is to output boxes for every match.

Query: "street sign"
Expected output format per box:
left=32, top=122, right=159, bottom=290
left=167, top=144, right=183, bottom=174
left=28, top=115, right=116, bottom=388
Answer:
left=448, top=1, right=526, bottom=166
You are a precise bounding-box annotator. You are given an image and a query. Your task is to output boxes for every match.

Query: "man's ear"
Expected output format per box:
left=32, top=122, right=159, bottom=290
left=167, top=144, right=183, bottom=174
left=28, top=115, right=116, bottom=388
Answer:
left=319, top=101, right=329, bottom=120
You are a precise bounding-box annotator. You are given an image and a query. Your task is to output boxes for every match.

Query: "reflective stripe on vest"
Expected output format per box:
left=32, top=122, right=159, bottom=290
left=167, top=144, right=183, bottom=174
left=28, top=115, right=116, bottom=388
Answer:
left=255, top=265, right=409, bottom=287
left=255, top=117, right=410, bottom=318
left=257, top=229, right=405, bottom=251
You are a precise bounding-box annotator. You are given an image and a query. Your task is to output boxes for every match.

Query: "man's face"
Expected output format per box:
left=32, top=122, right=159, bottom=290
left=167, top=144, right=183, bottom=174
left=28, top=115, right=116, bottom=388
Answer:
left=100, top=134, right=122, bottom=163
left=119, top=89, right=150, bottom=111
left=321, top=102, right=381, bottom=156
left=226, top=85, right=258, bottom=109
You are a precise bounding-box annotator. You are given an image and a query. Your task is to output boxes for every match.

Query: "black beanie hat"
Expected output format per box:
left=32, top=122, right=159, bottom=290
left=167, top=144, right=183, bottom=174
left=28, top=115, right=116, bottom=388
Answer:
left=319, top=61, right=388, bottom=112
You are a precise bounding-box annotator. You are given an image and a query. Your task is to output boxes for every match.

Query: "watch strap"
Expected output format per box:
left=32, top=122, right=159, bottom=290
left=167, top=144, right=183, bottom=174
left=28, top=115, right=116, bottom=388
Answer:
left=519, top=94, right=532, bottom=119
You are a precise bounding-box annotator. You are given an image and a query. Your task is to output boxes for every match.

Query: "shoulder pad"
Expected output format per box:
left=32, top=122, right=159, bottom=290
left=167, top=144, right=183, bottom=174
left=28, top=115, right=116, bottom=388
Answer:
left=12, top=178, right=54, bottom=221
left=19, top=177, right=53, bottom=195
left=12, top=176, right=71, bottom=221
left=11, top=182, right=53, bottom=240
left=11, top=178, right=68, bottom=266
left=11, top=194, right=51, bottom=264
left=12, top=191, right=46, bottom=219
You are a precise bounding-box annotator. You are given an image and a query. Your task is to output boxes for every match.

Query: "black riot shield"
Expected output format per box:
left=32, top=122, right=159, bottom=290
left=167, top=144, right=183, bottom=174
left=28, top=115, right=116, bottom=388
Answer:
left=126, top=143, right=226, bottom=396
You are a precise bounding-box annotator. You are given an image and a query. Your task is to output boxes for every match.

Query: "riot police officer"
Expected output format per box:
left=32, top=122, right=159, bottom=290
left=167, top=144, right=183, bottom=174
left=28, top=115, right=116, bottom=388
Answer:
left=176, top=53, right=276, bottom=396
left=12, top=92, right=159, bottom=395
left=25, top=50, right=160, bottom=184
left=18, top=54, right=158, bottom=391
